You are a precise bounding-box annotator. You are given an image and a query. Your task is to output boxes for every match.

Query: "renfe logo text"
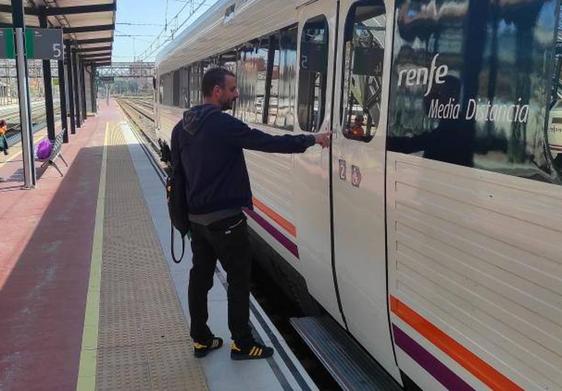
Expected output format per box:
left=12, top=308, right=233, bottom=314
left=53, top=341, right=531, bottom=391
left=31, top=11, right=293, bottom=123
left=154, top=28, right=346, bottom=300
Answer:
left=397, top=53, right=448, bottom=96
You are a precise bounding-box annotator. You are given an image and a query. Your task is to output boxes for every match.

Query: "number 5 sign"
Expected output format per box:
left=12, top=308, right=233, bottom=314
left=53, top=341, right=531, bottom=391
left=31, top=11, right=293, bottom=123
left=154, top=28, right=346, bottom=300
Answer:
left=25, top=28, right=63, bottom=60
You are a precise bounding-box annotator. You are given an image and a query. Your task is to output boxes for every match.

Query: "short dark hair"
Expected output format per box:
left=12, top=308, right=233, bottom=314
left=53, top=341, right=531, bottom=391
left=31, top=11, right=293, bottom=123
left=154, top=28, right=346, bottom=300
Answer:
left=202, top=67, right=235, bottom=97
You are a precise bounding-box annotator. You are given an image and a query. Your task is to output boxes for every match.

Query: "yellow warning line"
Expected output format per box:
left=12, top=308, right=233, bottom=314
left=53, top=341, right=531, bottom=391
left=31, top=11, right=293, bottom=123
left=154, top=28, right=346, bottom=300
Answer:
left=76, top=123, right=109, bottom=391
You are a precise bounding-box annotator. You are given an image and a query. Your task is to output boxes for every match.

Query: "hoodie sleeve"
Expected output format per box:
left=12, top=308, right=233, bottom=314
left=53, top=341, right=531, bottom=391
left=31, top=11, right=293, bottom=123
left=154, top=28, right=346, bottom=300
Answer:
left=221, top=115, right=316, bottom=153
left=170, top=123, right=185, bottom=175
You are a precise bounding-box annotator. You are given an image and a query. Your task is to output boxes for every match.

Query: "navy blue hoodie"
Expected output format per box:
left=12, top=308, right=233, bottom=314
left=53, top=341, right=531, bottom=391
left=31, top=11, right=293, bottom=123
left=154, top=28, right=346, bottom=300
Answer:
left=170, top=104, right=315, bottom=215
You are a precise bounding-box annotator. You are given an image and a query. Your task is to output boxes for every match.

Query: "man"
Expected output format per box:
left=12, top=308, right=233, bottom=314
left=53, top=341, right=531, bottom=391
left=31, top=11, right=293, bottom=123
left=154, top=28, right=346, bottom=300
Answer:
left=349, top=114, right=365, bottom=139
left=171, top=67, right=330, bottom=360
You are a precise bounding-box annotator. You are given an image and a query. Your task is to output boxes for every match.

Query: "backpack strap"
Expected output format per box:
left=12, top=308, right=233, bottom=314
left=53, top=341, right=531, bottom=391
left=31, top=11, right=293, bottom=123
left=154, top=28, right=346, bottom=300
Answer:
left=170, top=222, right=185, bottom=264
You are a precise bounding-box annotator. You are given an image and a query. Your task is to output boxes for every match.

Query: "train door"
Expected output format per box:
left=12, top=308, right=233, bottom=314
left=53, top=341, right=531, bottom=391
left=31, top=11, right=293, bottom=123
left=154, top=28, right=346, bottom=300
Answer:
left=331, top=0, right=401, bottom=380
left=293, top=0, right=344, bottom=325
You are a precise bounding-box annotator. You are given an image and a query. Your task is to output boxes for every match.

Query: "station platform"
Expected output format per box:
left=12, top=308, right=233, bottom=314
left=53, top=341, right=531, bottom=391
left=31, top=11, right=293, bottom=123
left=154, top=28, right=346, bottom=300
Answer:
left=0, top=100, right=317, bottom=391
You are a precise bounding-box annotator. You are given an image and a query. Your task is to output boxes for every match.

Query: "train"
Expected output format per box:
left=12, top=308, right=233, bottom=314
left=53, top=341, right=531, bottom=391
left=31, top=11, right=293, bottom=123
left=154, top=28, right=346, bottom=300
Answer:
left=154, top=0, right=562, bottom=389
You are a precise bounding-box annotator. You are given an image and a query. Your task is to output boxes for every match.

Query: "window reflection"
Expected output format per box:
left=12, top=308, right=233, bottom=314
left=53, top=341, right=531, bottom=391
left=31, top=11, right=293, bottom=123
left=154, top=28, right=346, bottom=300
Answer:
left=298, top=16, right=329, bottom=133
left=160, top=73, right=173, bottom=106
left=275, top=28, right=298, bottom=130
left=342, top=5, right=386, bottom=143
left=220, top=52, right=238, bottom=116
left=179, top=67, right=190, bottom=108
left=189, top=63, right=202, bottom=107
left=237, top=40, right=268, bottom=124
left=388, top=0, right=562, bottom=185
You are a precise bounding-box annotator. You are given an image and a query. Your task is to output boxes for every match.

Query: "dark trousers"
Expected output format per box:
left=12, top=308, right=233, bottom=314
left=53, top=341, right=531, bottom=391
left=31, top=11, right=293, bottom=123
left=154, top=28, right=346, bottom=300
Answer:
left=1, top=136, right=8, bottom=155
left=188, top=213, right=253, bottom=346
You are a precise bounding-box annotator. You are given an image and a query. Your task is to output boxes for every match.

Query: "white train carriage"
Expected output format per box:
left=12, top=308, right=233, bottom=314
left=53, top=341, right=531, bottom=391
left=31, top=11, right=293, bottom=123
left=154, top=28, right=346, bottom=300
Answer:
left=155, top=0, right=562, bottom=389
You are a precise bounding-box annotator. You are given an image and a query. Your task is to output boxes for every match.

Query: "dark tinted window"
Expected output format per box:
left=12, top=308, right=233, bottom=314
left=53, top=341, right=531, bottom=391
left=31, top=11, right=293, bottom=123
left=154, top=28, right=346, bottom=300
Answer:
left=172, top=70, right=180, bottom=106
left=161, top=72, right=173, bottom=106
left=388, top=0, right=562, bottom=185
left=342, top=2, right=386, bottom=142
left=298, top=16, right=329, bottom=132
left=179, top=67, right=190, bottom=108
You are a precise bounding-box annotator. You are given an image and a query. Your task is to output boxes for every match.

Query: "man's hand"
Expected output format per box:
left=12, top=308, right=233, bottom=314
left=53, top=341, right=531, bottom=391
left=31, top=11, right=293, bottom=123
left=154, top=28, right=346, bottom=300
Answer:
left=314, top=132, right=331, bottom=148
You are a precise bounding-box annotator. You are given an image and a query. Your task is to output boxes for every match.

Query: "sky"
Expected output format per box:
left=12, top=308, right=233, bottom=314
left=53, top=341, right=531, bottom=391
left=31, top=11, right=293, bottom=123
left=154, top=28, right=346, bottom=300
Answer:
left=112, top=0, right=220, bottom=63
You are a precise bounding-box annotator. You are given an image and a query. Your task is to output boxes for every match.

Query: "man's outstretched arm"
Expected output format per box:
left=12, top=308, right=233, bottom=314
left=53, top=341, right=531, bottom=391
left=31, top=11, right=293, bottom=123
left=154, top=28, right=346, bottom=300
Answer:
left=223, top=116, right=331, bottom=153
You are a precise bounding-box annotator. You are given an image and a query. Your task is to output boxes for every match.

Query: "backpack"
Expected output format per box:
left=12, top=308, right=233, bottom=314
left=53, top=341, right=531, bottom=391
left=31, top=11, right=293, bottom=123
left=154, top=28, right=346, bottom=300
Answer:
left=161, top=139, right=191, bottom=263
left=36, top=139, right=53, bottom=160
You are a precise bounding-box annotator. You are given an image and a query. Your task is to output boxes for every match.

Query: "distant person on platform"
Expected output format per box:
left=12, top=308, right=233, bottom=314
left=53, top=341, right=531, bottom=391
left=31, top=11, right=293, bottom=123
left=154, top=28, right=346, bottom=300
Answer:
left=0, top=119, right=8, bottom=182
left=0, top=119, right=8, bottom=156
left=171, top=67, right=330, bottom=360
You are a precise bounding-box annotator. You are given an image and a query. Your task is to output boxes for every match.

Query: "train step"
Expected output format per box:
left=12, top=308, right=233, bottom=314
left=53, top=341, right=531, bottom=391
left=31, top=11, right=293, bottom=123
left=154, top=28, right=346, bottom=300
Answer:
left=290, top=316, right=402, bottom=391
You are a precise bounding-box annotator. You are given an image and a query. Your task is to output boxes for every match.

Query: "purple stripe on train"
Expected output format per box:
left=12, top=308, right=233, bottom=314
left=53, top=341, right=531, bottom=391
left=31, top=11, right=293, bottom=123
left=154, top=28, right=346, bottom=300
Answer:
left=244, top=208, right=299, bottom=259
left=392, top=325, right=475, bottom=391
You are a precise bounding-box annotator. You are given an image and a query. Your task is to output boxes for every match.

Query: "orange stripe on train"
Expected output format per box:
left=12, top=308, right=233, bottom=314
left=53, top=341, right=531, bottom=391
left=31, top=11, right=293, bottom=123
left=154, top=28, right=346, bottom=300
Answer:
left=252, top=197, right=297, bottom=237
left=390, top=296, right=523, bottom=391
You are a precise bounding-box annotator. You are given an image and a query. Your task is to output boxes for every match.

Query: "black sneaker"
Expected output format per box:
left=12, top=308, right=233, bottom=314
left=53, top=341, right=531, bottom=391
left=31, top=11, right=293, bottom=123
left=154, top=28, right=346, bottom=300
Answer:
left=230, top=341, right=274, bottom=360
left=193, top=336, right=223, bottom=358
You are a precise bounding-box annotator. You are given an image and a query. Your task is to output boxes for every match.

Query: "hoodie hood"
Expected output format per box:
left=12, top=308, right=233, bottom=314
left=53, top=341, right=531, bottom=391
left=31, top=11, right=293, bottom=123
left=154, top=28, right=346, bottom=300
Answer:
left=182, top=104, right=221, bottom=136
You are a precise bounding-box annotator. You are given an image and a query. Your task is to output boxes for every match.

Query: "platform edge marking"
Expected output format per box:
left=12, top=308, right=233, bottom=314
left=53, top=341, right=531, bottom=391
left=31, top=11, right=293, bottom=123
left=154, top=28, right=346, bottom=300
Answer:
left=76, top=123, right=109, bottom=391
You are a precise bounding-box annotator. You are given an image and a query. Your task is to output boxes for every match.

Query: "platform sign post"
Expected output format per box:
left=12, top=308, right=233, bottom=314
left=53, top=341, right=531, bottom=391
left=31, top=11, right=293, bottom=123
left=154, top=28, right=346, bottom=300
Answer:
left=14, top=28, right=36, bottom=188
left=39, top=13, right=58, bottom=142
left=11, top=0, right=35, bottom=188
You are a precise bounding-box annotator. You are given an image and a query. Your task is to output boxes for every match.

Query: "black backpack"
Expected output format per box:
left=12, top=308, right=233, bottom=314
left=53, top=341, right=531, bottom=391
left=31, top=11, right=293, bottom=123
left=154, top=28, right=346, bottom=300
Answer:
left=160, top=139, right=190, bottom=263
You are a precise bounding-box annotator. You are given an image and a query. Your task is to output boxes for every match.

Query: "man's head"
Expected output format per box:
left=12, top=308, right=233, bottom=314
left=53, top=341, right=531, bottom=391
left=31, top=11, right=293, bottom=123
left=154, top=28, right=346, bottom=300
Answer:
left=354, top=114, right=364, bottom=125
left=202, top=67, right=239, bottom=111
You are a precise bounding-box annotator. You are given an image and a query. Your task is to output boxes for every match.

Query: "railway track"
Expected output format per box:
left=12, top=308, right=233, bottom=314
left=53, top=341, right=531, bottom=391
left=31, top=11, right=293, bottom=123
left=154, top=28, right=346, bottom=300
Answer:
left=117, top=97, right=342, bottom=390
left=2, top=100, right=61, bottom=147
left=115, top=98, right=158, bottom=148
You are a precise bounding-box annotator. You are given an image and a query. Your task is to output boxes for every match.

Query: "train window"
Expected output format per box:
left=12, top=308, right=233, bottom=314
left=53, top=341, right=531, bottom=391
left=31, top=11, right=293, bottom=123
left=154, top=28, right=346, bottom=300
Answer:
left=172, top=70, right=180, bottom=107
left=237, top=40, right=269, bottom=124
left=179, top=67, right=190, bottom=108
left=298, top=16, right=329, bottom=132
left=256, top=39, right=270, bottom=123
left=236, top=44, right=255, bottom=122
left=161, top=72, right=174, bottom=106
left=266, top=34, right=280, bottom=126
left=341, top=2, right=386, bottom=143
left=220, top=51, right=238, bottom=115
left=190, top=63, right=202, bottom=107
left=387, top=0, right=562, bottom=185
left=273, top=27, right=298, bottom=130
left=546, top=6, right=562, bottom=179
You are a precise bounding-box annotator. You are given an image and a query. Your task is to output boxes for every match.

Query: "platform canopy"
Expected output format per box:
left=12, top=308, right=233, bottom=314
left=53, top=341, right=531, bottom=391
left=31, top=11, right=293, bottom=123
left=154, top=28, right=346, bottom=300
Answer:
left=0, top=0, right=116, bottom=66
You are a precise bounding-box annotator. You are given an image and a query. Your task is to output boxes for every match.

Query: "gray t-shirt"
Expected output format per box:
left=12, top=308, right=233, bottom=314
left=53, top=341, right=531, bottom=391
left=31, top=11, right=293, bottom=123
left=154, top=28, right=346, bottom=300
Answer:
left=188, top=208, right=242, bottom=226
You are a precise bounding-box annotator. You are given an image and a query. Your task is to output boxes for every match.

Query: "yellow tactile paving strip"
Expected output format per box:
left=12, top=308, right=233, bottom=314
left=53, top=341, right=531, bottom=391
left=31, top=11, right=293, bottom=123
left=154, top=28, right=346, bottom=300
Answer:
left=93, top=124, right=207, bottom=390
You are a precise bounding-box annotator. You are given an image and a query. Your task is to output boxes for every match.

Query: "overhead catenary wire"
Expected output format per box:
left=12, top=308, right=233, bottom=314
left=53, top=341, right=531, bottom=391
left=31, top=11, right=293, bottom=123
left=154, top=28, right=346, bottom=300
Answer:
left=135, top=0, right=214, bottom=62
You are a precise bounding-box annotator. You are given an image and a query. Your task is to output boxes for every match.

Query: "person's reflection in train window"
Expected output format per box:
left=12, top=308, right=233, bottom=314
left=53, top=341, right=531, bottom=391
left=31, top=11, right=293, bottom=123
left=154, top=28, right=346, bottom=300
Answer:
left=388, top=75, right=474, bottom=167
